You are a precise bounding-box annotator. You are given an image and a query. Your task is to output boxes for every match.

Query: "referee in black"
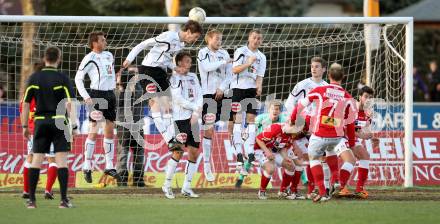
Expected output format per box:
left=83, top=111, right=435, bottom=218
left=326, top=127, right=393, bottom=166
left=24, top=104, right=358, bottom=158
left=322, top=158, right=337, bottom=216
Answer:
left=22, top=46, right=77, bottom=208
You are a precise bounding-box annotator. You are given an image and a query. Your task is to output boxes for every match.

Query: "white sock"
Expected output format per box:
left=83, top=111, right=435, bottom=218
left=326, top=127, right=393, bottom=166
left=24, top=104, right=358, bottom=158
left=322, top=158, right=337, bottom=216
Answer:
left=83, top=138, right=95, bottom=170
left=183, top=160, right=198, bottom=190
left=341, top=162, right=354, bottom=173
left=263, top=170, right=272, bottom=179
left=103, top=138, right=115, bottom=170
left=163, top=113, right=175, bottom=142
left=202, top=137, right=212, bottom=165
left=358, top=160, right=369, bottom=169
left=233, top=123, right=243, bottom=155
left=244, top=124, right=256, bottom=156
left=204, top=163, right=211, bottom=174
left=152, top=112, right=172, bottom=143
left=164, top=158, right=178, bottom=187
left=49, top=162, right=57, bottom=168
left=322, top=162, right=330, bottom=189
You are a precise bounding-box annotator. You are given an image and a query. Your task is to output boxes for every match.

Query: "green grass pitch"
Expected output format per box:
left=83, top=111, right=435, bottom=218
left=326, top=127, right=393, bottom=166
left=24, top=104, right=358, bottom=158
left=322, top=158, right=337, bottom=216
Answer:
left=1, top=189, right=439, bottom=224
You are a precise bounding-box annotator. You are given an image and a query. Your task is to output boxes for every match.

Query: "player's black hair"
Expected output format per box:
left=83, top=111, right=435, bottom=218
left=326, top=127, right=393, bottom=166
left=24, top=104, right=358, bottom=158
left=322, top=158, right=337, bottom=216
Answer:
left=182, top=20, right=203, bottom=34
left=359, top=86, right=374, bottom=96
left=175, top=51, right=192, bottom=66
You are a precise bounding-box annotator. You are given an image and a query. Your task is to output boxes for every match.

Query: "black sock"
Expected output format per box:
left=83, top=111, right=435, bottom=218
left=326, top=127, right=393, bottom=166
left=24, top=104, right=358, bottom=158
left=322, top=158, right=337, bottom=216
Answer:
left=57, top=168, right=69, bottom=201
left=28, top=168, right=40, bottom=201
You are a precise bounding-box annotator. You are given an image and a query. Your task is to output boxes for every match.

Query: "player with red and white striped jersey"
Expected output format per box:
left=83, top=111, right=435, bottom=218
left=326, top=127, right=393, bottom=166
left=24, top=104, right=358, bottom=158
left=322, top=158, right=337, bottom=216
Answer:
left=254, top=123, right=302, bottom=200
left=290, top=63, right=358, bottom=202
left=334, top=85, right=379, bottom=199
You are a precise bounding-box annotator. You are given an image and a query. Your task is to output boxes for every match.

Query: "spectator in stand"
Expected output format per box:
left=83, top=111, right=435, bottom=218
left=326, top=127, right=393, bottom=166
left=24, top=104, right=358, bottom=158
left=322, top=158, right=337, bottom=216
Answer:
left=413, top=66, right=430, bottom=102
left=428, top=61, right=440, bottom=101
left=115, top=66, right=146, bottom=187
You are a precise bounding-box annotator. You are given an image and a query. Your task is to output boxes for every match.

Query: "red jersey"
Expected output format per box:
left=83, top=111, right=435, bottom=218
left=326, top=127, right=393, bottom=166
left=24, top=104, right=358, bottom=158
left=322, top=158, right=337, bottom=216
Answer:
left=254, top=123, right=293, bottom=153
left=19, top=98, right=36, bottom=134
left=355, top=109, right=371, bottom=131
left=291, top=83, right=357, bottom=147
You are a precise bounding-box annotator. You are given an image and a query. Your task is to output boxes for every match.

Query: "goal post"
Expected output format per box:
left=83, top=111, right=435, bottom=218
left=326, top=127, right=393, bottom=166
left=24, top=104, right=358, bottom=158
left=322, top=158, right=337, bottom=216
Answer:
left=0, top=15, right=413, bottom=188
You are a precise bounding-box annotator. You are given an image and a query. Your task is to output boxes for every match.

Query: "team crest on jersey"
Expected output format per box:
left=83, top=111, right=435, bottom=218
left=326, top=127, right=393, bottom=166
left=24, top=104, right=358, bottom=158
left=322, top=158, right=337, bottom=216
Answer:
left=189, top=79, right=195, bottom=85
left=231, top=102, right=241, bottom=112
left=146, top=83, right=157, bottom=93
left=274, top=137, right=286, bottom=149
left=90, top=110, right=104, bottom=121
left=256, top=59, right=260, bottom=64
left=176, top=133, right=187, bottom=143
left=218, top=56, right=224, bottom=60
left=203, top=113, right=216, bottom=124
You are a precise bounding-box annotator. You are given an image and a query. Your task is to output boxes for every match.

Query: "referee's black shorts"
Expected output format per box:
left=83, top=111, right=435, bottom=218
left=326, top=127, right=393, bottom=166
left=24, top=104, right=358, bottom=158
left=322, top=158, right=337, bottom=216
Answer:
left=33, top=116, right=71, bottom=154
left=174, top=119, right=200, bottom=149
left=231, top=88, right=259, bottom=115
left=89, top=89, right=116, bottom=122
left=138, top=66, right=170, bottom=93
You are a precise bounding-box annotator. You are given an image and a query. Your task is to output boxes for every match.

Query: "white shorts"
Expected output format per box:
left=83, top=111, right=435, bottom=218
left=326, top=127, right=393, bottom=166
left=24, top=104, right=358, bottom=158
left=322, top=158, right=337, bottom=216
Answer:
left=27, top=136, right=55, bottom=157
left=255, top=148, right=297, bottom=167
left=307, top=134, right=349, bottom=159
left=295, top=137, right=309, bottom=154
left=334, top=138, right=362, bottom=153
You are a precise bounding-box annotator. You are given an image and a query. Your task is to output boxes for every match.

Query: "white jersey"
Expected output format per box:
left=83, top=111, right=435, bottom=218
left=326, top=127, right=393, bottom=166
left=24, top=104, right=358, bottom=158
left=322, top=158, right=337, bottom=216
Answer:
left=170, top=72, right=203, bottom=121
left=197, top=47, right=233, bottom=95
left=285, top=77, right=328, bottom=113
left=75, top=51, right=115, bottom=99
left=231, top=46, right=266, bottom=90
left=125, top=31, right=184, bottom=71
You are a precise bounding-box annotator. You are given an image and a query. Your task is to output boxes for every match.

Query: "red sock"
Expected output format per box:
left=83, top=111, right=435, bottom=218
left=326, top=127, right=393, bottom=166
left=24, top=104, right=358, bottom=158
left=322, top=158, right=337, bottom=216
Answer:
left=325, top=155, right=339, bottom=185
left=356, top=167, right=369, bottom=192
left=280, top=170, right=294, bottom=192
left=306, top=165, right=315, bottom=194
left=339, top=162, right=354, bottom=188
left=289, top=170, right=303, bottom=193
left=259, top=171, right=271, bottom=192
left=46, top=163, right=58, bottom=193
left=311, top=164, right=326, bottom=196
left=23, top=166, right=29, bottom=193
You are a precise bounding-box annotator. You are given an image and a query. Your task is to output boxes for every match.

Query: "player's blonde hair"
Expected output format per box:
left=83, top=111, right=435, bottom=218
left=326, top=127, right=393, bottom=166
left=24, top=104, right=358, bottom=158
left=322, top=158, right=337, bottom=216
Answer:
left=328, top=63, right=345, bottom=81
left=269, top=100, right=282, bottom=109
left=204, top=29, right=222, bottom=44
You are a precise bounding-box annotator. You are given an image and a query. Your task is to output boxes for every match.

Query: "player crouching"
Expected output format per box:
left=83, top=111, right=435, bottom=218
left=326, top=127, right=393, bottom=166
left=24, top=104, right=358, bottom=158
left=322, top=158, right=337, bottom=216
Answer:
left=162, top=52, right=203, bottom=199
left=255, top=123, right=303, bottom=200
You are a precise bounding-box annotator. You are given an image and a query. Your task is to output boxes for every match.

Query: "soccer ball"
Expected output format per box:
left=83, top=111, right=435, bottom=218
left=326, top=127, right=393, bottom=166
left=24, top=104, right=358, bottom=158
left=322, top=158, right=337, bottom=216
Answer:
left=188, top=7, right=206, bottom=23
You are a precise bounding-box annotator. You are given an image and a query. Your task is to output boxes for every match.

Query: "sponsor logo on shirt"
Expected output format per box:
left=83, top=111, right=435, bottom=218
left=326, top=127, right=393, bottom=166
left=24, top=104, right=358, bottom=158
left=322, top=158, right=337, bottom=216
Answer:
left=321, top=115, right=342, bottom=127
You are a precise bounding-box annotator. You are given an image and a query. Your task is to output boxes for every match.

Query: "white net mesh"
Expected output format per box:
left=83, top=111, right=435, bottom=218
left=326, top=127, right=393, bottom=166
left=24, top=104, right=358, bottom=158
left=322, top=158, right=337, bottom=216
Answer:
left=0, top=18, right=408, bottom=189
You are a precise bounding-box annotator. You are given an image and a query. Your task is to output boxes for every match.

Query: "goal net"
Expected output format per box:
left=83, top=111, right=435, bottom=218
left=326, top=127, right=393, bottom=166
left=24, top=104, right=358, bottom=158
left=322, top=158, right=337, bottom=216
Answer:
left=0, top=16, right=413, bottom=190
